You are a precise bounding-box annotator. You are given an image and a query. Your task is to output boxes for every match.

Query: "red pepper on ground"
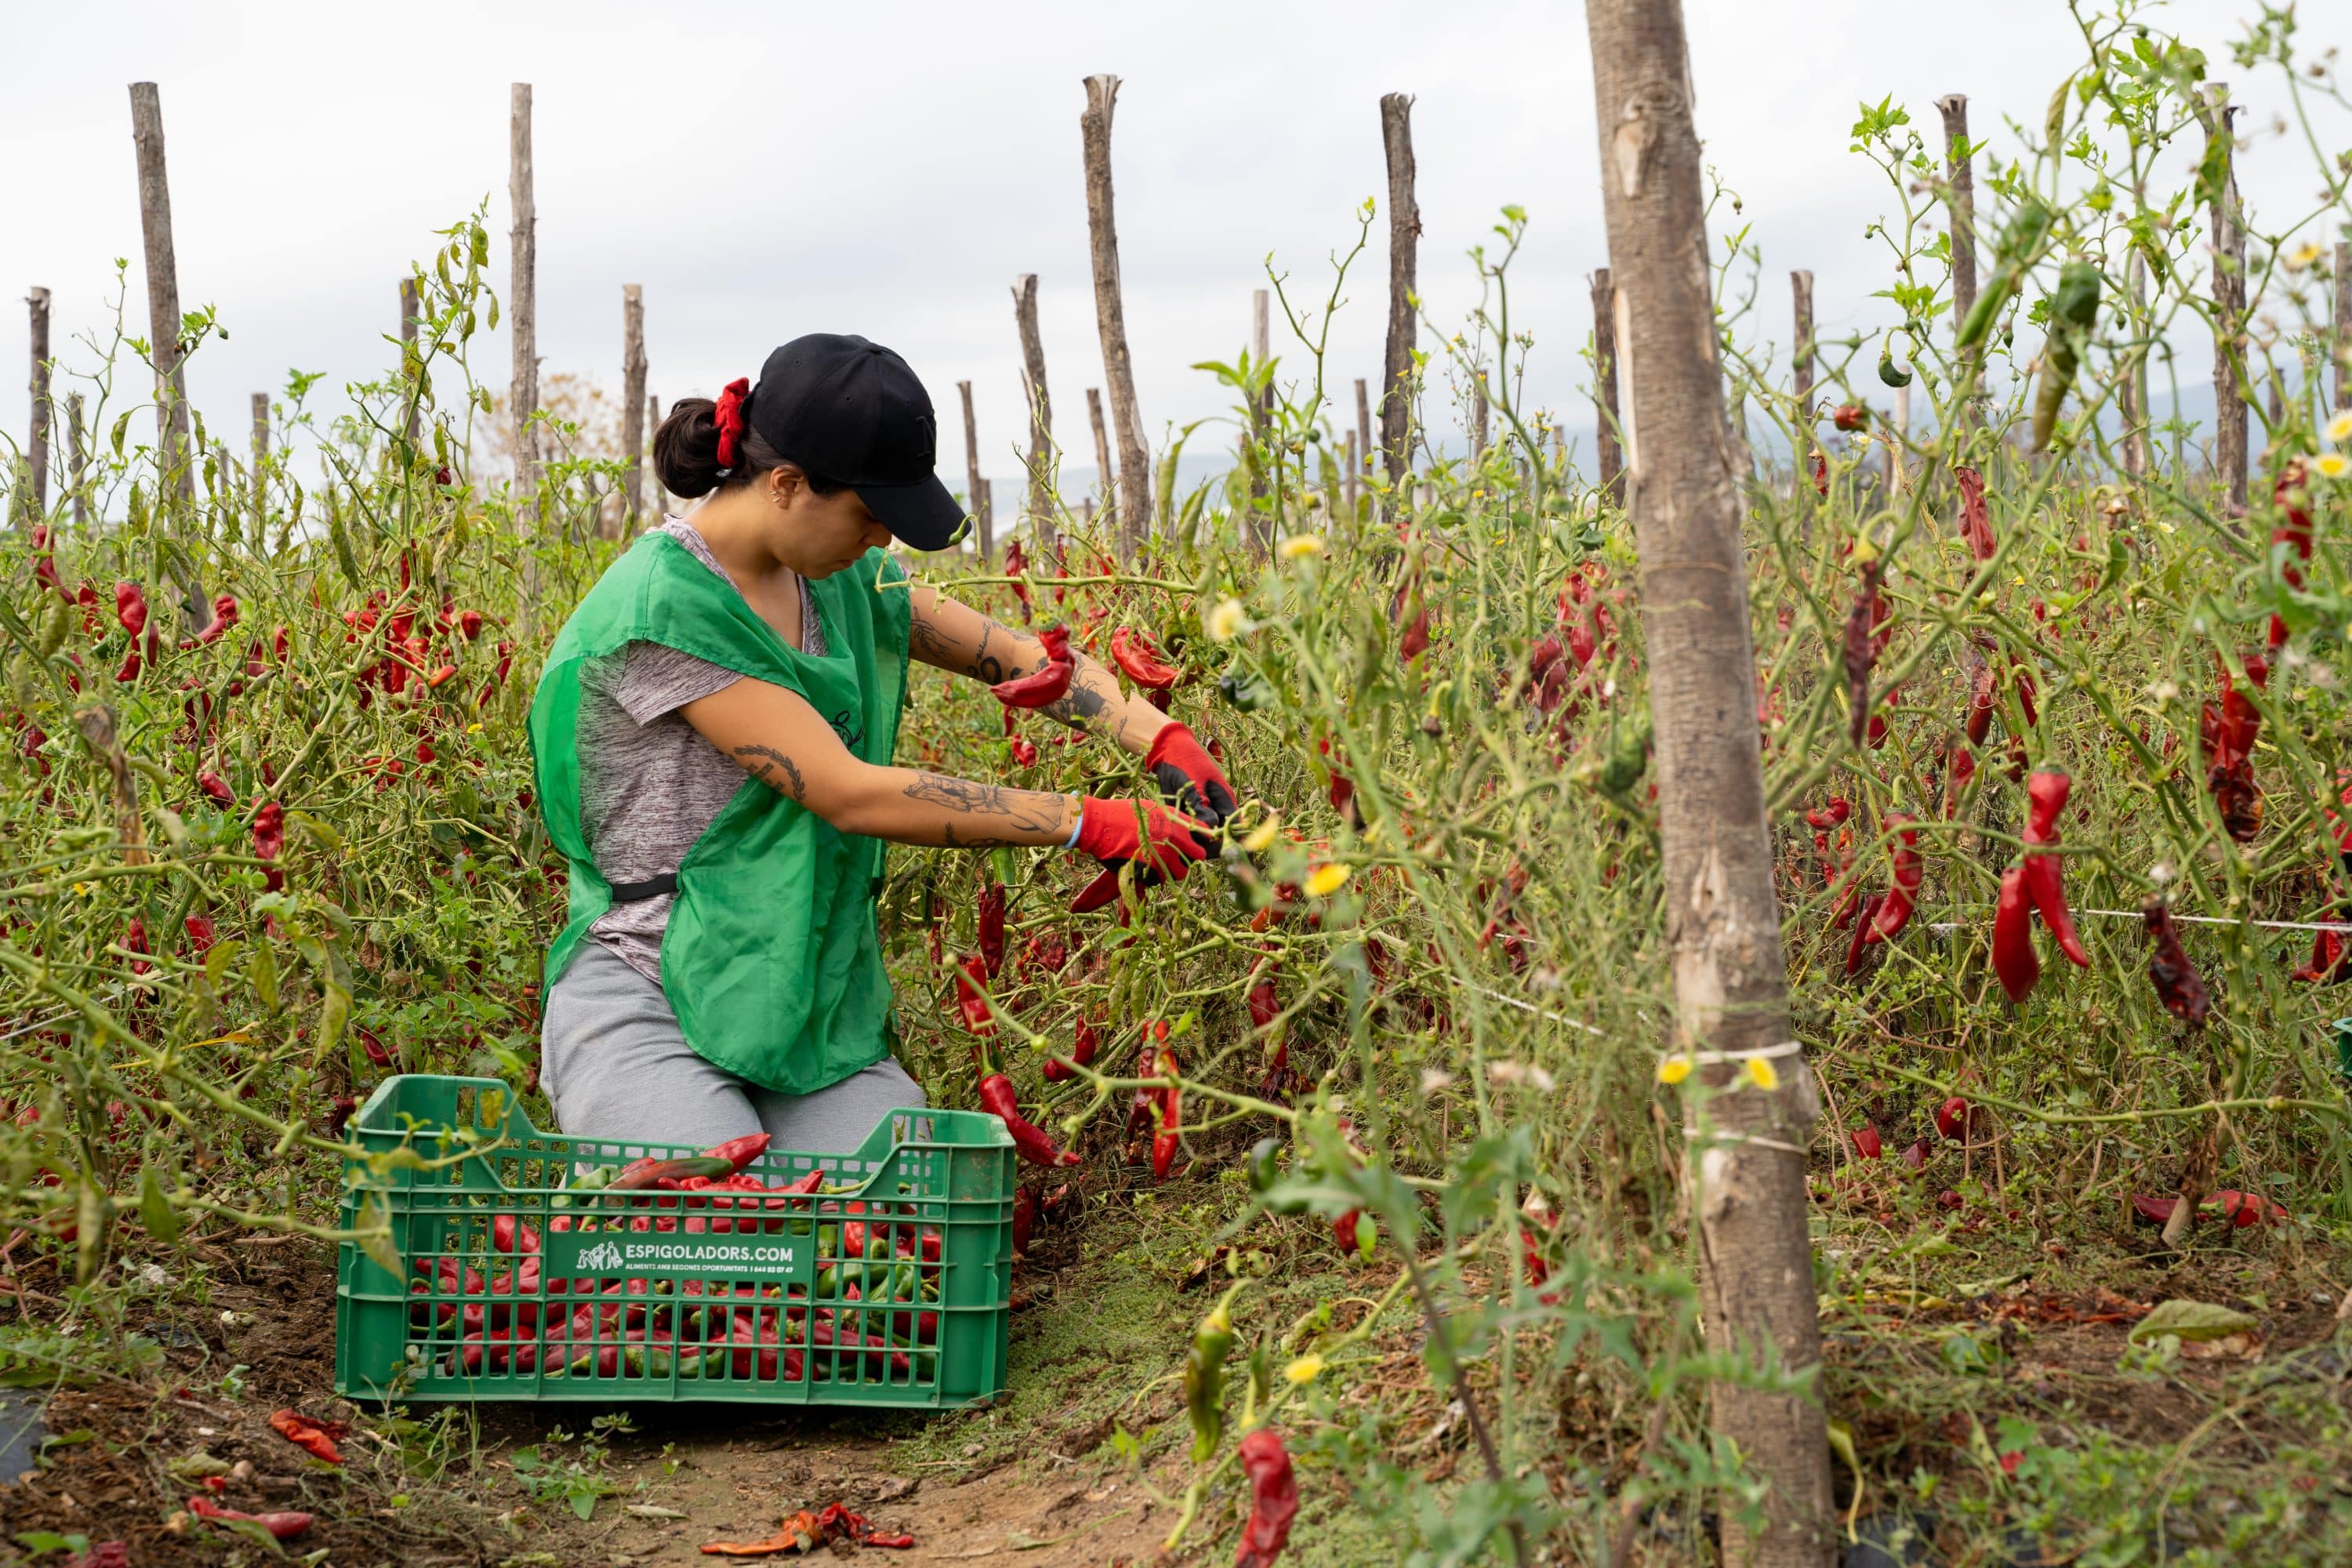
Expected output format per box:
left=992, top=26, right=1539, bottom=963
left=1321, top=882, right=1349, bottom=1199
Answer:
left=1234, top=1428, right=1300, bottom=1568
left=976, top=1073, right=1080, bottom=1168
left=187, top=1497, right=313, bottom=1540
left=2141, top=897, right=2212, bottom=1025
left=1992, top=864, right=2040, bottom=1003
left=267, top=1408, right=346, bottom=1465
left=2020, top=770, right=2090, bottom=967
left=1011, top=1184, right=1036, bottom=1255
left=1934, top=1097, right=1969, bottom=1142
left=1804, top=797, right=1851, bottom=830
left=1852, top=1127, right=1883, bottom=1160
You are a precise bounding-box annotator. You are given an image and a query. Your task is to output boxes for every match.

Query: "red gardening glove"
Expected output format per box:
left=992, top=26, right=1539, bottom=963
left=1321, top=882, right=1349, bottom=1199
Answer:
left=1069, top=797, right=1211, bottom=911
left=1145, top=721, right=1237, bottom=829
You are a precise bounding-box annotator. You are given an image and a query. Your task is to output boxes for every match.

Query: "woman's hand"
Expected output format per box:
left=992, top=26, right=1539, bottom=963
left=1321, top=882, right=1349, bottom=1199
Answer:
left=1143, top=721, right=1237, bottom=829
left=1067, top=796, right=1215, bottom=912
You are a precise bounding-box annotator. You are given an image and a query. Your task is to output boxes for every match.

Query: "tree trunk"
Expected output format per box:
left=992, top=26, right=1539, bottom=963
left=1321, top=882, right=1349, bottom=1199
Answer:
left=1379, top=93, right=1419, bottom=509
left=1592, top=269, right=1624, bottom=502
left=621, top=285, right=648, bottom=535
left=957, top=379, right=986, bottom=556
left=1582, top=3, right=1834, bottom=1563
left=67, top=393, right=89, bottom=532
left=398, top=276, right=423, bottom=449
left=1790, top=269, right=1814, bottom=408
left=2200, top=86, right=2247, bottom=514
left=2336, top=242, right=2350, bottom=412
left=1080, top=74, right=1151, bottom=557
left=27, top=286, right=51, bottom=519
left=128, top=82, right=209, bottom=629
left=1087, top=387, right=1114, bottom=533
left=1012, top=273, right=1054, bottom=557
left=510, top=82, right=540, bottom=495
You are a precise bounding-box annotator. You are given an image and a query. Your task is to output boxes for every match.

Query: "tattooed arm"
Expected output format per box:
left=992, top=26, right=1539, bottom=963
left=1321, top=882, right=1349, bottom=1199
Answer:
left=680, top=675, right=1080, bottom=849
left=907, top=584, right=1170, bottom=756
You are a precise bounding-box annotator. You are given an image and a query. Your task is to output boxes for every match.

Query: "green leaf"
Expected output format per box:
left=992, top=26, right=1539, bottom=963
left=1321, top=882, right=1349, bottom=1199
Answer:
left=2129, top=1299, right=2257, bottom=1344
left=140, top=1165, right=180, bottom=1243
left=251, top=940, right=280, bottom=1014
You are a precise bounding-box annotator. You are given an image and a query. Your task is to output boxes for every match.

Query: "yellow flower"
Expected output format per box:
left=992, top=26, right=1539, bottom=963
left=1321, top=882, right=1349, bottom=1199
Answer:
left=1242, top=812, right=1281, bottom=854
left=1747, top=1055, right=1780, bottom=1092
left=1656, top=1056, right=1693, bottom=1086
left=1278, top=535, right=1324, bottom=561
left=2285, top=242, right=2322, bottom=272
left=1283, top=1354, right=1325, bottom=1385
left=2317, top=452, right=2351, bottom=481
left=1305, top=863, right=1351, bottom=898
left=466, top=723, right=484, bottom=735
left=2325, top=411, right=2352, bottom=445
left=1207, top=599, right=1247, bottom=641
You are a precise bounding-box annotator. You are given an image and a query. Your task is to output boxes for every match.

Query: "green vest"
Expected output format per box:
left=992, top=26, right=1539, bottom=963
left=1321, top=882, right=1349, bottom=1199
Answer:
left=528, top=532, right=913, bottom=1095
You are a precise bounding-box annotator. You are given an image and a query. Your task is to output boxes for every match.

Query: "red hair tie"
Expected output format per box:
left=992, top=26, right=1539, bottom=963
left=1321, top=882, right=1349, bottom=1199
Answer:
left=713, top=377, right=750, bottom=473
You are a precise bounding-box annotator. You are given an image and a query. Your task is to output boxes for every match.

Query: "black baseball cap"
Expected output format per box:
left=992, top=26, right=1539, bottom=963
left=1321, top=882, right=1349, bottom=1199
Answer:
left=744, top=334, right=966, bottom=551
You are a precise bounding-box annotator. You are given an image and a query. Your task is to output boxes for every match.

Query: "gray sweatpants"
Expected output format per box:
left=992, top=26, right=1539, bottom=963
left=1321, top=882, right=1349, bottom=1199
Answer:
left=540, top=939, right=926, bottom=1154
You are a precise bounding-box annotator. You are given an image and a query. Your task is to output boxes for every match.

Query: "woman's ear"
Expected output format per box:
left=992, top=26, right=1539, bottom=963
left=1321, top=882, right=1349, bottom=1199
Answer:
left=768, top=465, right=801, bottom=510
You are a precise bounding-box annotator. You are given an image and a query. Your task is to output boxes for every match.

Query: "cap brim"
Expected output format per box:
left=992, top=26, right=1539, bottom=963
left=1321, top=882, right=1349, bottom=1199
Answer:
left=857, top=473, right=968, bottom=552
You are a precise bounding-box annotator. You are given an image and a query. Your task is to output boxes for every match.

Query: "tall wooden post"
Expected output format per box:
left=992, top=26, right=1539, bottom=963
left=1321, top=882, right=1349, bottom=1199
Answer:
left=1791, top=270, right=1815, bottom=408
left=1938, top=96, right=1976, bottom=332
left=1087, top=387, right=1114, bottom=525
left=647, top=394, right=662, bottom=514
left=956, top=379, right=986, bottom=555
left=1247, top=289, right=1272, bottom=551
left=1080, top=74, right=1151, bottom=556
left=26, top=288, right=51, bottom=517
left=622, top=285, right=648, bottom=533
left=2119, top=247, right=2151, bottom=477
left=1379, top=93, right=1419, bottom=506
left=2336, top=242, right=2350, bottom=412
left=1012, top=273, right=1053, bottom=554
left=1470, top=368, right=1489, bottom=461
left=398, top=276, right=423, bottom=448
left=129, top=82, right=209, bottom=626
left=1592, top=268, right=1624, bottom=501
left=1584, top=2, right=1832, bottom=1562
left=1342, top=429, right=1360, bottom=516
left=510, top=83, right=539, bottom=493
left=1352, top=376, right=1372, bottom=478
left=980, top=479, right=995, bottom=561
left=66, top=394, right=89, bottom=531
left=2200, top=85, right=2247, bottom=513
left=250, top=391, right=269, bottom=528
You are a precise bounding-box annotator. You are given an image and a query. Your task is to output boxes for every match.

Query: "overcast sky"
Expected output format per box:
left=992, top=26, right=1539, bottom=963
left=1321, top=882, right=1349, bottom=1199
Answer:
left=3, top=0, right=2343, bottom=502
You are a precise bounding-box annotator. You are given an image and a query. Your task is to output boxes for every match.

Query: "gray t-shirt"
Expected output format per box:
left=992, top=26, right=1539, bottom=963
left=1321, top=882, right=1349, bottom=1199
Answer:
left=579, top=517, right=826, bottom=983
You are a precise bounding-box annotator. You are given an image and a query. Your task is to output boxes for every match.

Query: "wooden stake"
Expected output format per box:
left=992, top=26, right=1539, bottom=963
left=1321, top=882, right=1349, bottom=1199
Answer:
left=1080, top=74, right=1151, bottom=555
left=2198, top=85, right=2247, bottom=514
left=398, top=276, right=422, bottom=448
left=128, top=82, right=209, bottom=626
left=1343, top=427, right=1359, bottom=517
left=249, top=390, right=268, bottom=526
left=26, top=287, right=51, bottom=517
left=1791, top=269, right=1814, bottom=409
left=2119, top=247, right=2151, bottom=477
left=2336, top=242, right=2350, bottom=412
left=957, top=379, right=986, bottom=555
left=1584, top=2, right=1831, bottom=1562
left=1471, top=368, right=1489, bottom=461
left=980, top=478, right=995, bottom=561
left=1379, top=93, right=1419, bottom=506
left=1247, top=289, right=1272, bottom=552
left=66, top=393, right=88, bottom=531
left=621, top=285, right=647, bottom=532
left=1352, top=376, right=1372, bottom=478
left=1087, top=387, right=1114, bottom=524
left=1012, top=273, right=1053, bottom=554
left=510, top=82, right=539, bottom=493
left=647, top=394, right=662, bottom=514
left=1938, top=95, right=1976, bottom=332
left=1592, top=269, right=1624, bottom=500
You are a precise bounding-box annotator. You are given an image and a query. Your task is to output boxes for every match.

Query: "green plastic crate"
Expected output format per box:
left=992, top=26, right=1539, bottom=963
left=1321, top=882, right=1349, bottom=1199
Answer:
left=333, top=1075, right=1014, bottom=1408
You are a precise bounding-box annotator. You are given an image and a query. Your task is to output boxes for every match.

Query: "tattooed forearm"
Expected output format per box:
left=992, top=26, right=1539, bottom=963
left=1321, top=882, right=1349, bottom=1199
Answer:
left=1042, top=654, right=1117, bottom=728
left=941, top=823, right=1020, bottom=849
left=733, top=743, right=808, bottom=802
left=964, top=618, right=1005, bottom=684
left=902, top=771, right=1058, bottom=833
left=909, top=611, right=956, bottom=665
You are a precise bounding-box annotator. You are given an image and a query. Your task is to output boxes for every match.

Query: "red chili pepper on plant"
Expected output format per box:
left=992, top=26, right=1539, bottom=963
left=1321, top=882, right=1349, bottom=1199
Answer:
left=1832, top=403, right=1868, bottom=433
left=1149, top=1044, right=1181, bottom=1179
left=2020, top=771, right=2089, bottom=967
left=1234, top=1427, right=1299, bottom=1568
left=1109, top=626, right=1179, bottom=690
left=198, top=769, right=234, bottom=808
left=2141, top=897, right=2211, bottom=1024
left=1992, top=864, right=2040, bottom=1003
left=977, top=883, right=1007, bottom=979
left=1955, top=466, right=1995, bottom=562
left=1861, top=812, right=1921, bottom=947
left=1043, top=1017, right=1098, bottom=1083
left=114, top=582, right=148, bottom=638
left=976, top=1072, right=1080, bottom=1168
left=183, top=914, right=216, bottom=954
left=1934, top=1097, right=1969, bottom=1142
left=953, top=953, right=995, bottom=1036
